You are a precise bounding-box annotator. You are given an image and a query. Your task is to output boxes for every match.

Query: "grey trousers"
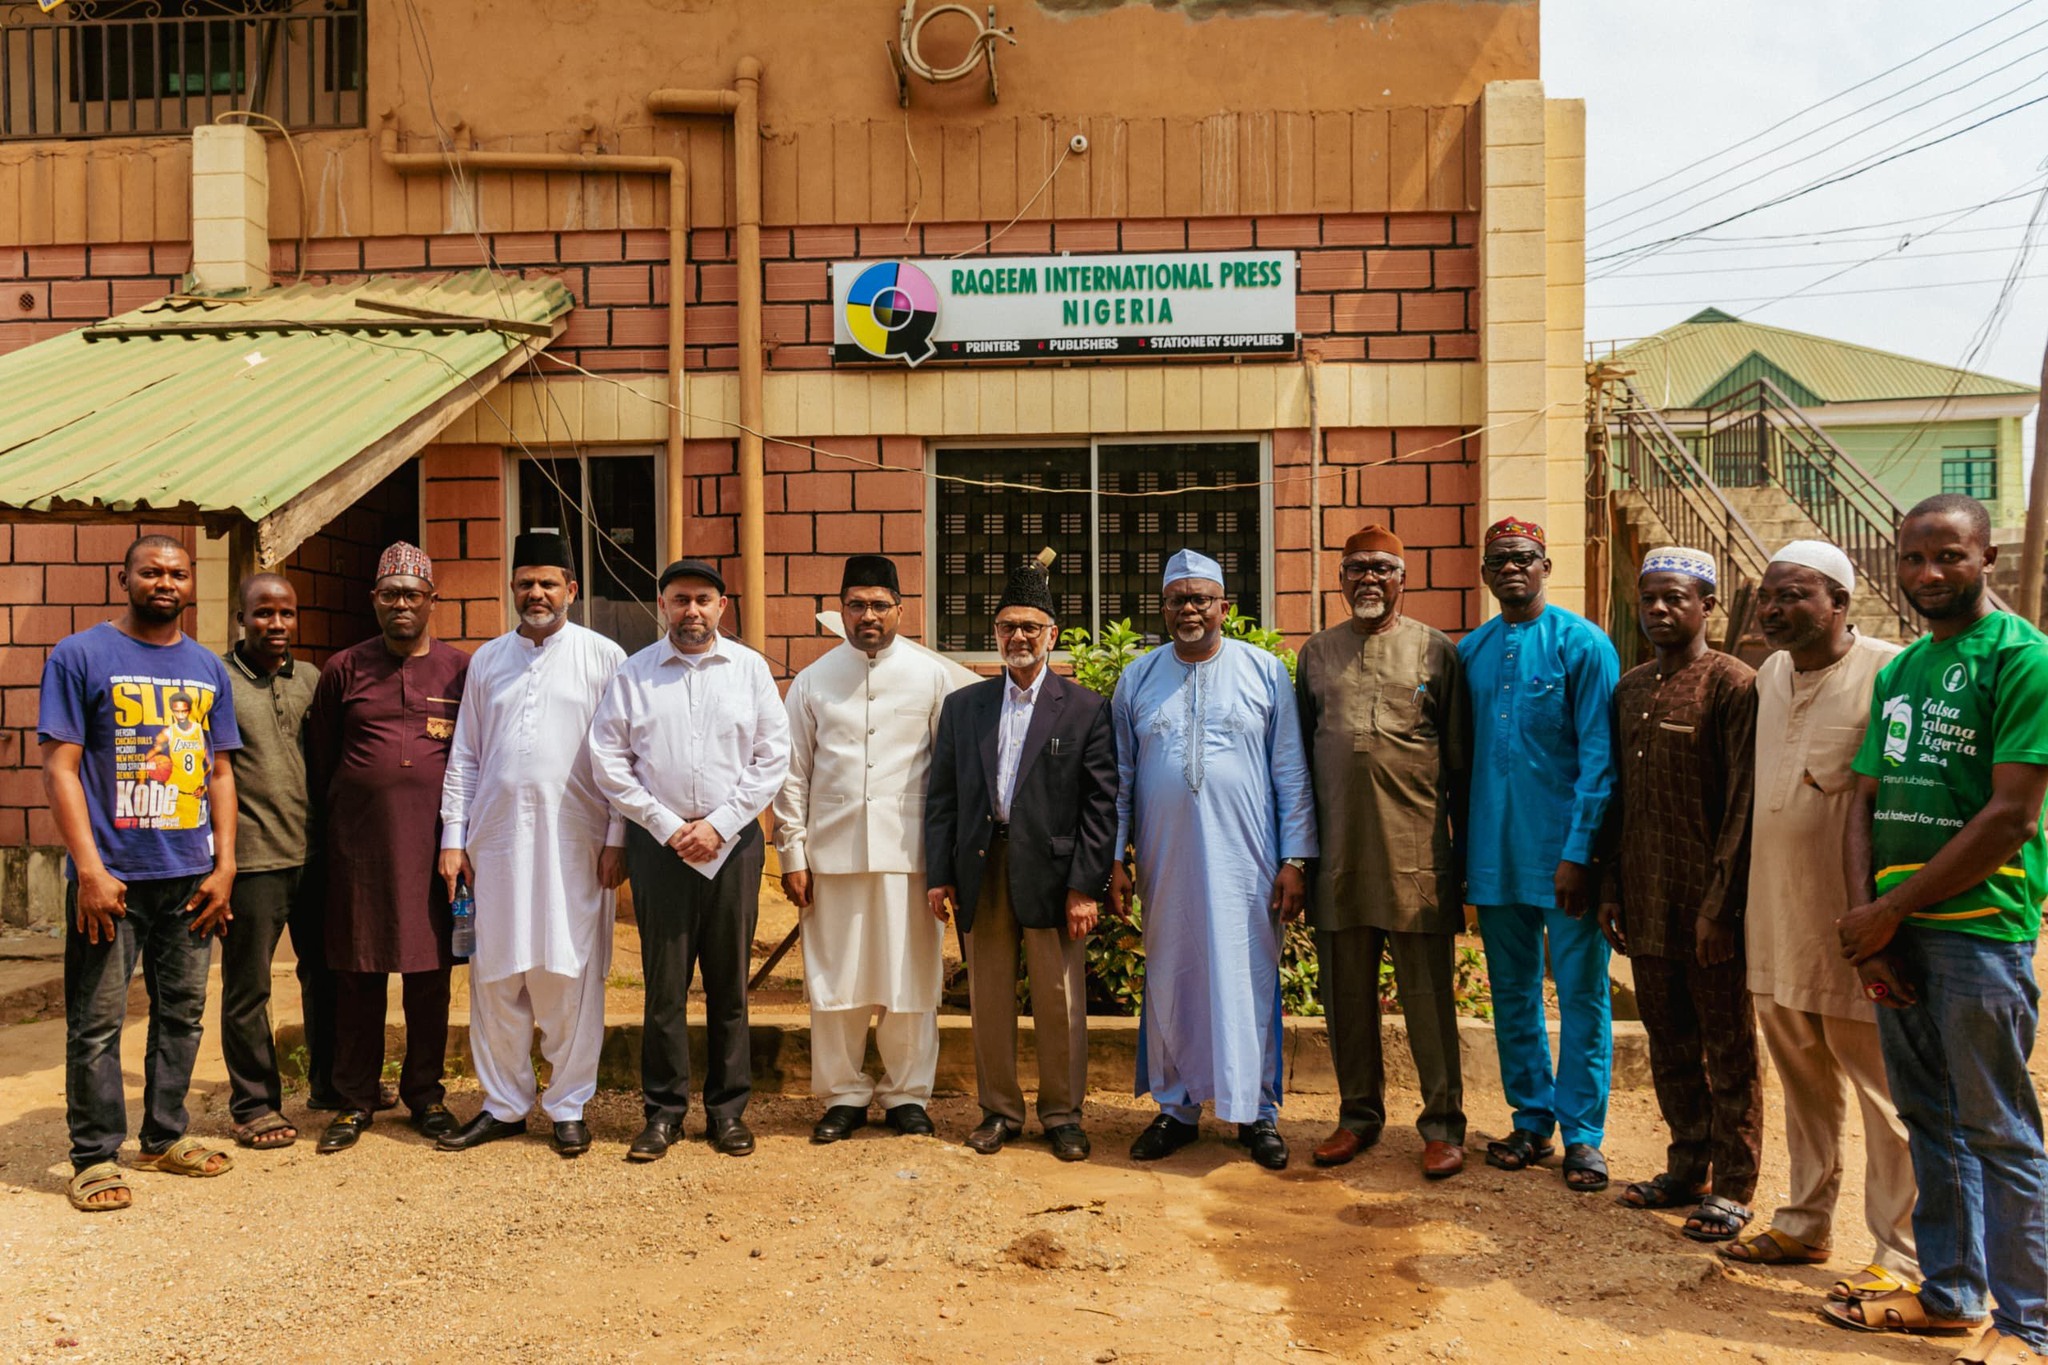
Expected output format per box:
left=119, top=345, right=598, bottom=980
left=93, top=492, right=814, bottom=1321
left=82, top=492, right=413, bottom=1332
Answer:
left=964, top=837, right=1089, bottom=1130
left=1318, top=925, right=1466, bottom=1144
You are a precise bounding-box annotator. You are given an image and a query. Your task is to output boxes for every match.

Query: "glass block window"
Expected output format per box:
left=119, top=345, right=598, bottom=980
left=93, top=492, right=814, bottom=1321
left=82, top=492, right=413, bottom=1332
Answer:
left=933, top=440, right=1265, bottom=652
left=1941, top=448, right=1996, bottom=501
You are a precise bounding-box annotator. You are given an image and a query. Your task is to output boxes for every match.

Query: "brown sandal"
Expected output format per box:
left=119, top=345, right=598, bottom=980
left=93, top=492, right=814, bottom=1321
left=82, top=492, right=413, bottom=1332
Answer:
left=134, top=1136, right=234, bottom=1177
left=1956, top=1327, right=2044, bottom=1364
left=1819, top=1290, right=1983, bottom=1337
left=231, top=1112, right=299, bottom=1150
left=66, top=1162, right=131, bottom=1213
left=1719, top=1227, right=1829, bottom=1265
left=1830, top=1264, right=1919, bottom=1302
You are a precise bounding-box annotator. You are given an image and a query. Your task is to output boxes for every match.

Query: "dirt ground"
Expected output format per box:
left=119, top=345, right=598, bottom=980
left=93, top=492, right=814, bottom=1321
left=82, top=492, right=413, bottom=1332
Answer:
left=1, top=925, right=2043, bottom=1364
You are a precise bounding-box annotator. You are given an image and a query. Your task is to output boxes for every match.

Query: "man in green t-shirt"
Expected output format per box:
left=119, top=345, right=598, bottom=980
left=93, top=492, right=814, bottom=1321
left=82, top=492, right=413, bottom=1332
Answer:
left=1823, top=495, right=2048, bottom=1362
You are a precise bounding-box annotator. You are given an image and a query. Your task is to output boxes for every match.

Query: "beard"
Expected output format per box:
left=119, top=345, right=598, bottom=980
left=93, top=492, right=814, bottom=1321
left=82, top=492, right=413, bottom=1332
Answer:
left=132, top=596, right=183, bottom=625
left=1913, top=577, right=1986, bottom=621
left=1003, top=645, right=1042, bottom=670
left=1351, top=597, right=1388, bottom=622
left=520, top=603, right=564, bottom=628
left=670, top=618, right=714, bottom=647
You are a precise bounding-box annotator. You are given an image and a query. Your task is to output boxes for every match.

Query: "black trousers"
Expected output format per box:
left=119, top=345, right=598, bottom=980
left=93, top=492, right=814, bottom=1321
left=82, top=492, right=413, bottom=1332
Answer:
left=332, top=967, right=451, bottom=1116
left=288, top=863, right=339, bottom=1107
left=627, top=820, right=762, bottom=1125
left=217, top=867, right=300, bottom=1122
left=1317, top=925, right=1467, bottom=1145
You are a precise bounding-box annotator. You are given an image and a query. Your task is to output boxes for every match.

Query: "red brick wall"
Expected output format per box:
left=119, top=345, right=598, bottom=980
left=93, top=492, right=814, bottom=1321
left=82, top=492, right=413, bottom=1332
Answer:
left=420, top=444, right=507, bottom=654
left=281, top=459, right=421, bottom=667
left=0, top=216, right=1475, bottom=370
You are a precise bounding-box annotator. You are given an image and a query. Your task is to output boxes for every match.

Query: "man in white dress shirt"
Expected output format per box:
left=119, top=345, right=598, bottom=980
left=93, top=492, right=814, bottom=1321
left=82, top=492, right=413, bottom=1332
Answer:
left=589, top=559, right=789, bottom=1160
left=776, top=554, right=962, bottom=1143
left=436, top=534, right=627, bottom=1158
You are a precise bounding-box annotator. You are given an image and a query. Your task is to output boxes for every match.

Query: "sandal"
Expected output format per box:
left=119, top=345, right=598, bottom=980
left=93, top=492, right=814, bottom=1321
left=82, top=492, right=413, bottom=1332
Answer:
left=1818, top=1289, right=1983, bottom=1337
left=1617, top=1172, right=1707, bottom=1210
left=1720, top=1227, right=1830, bottom=1265
left=134, top=1136, right=234, bottom=1177
left=1562, top=1143, right=1609, bottom=1193
left=231, top=1112, right=298, bottom=1150
left=1956, top=1327, right=2045, bottom=1364
left=1830, top=1264, right=1920, bottom=1302
left=1682, top=1194, right=1752, bottom=1242
left=66, top=1161, right=131, bottom=1213
left=1484, top=1129, right=1555, bottom=1171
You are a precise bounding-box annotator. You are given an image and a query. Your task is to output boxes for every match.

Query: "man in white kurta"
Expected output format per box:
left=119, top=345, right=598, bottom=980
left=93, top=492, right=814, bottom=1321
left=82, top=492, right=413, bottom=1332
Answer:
left=435, top=537, right=626, bottom=1157
left=775, top=555, right=961, bottom=1141
left=1111, top=549, right=1317, bottom=1172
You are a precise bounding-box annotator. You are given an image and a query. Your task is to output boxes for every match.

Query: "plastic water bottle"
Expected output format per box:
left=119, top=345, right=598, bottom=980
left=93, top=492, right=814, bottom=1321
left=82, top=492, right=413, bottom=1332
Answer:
left=451, top=878, right=475, bottom=958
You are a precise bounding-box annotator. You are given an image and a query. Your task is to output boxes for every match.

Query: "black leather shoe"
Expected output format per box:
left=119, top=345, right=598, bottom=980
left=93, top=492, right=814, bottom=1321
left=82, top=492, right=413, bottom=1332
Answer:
left=707, top=1116, right=756, bottom=1157
left=628, top=1118, right=681, bottom=1162
left=885, top=1103, right=935, bottom=1136
left=964, top=1114, right=1022, bottom=1154
left=1238, top=1119, right=1290, bottom=1170
left=316, top=1110, right=370, bottom=1154
left=1046, top=1124, right=1092, bottom=1162
left=552, top=1120, right=591, bottom=1157
left=1129, top=1113, right=1201, bottom=1161
left=411, top=1104, right=458, bottom=1140
left=811, top=1105, right=869, bottom=1144
left=436, top=1110, right=527, bottom=1152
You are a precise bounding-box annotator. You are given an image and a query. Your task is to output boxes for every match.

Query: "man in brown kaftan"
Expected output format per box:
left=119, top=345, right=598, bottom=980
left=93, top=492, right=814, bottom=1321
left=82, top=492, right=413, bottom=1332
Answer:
left=306, top=542, right=469, bottom=1154
left=1296, top=524, right=1470, bottom=1179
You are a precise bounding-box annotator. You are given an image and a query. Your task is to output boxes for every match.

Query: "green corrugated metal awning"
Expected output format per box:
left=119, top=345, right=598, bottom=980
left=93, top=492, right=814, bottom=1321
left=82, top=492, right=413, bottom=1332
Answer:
left=0, top=271, right=571, bottom=562
left=1606, top=309, right=2037, bottom=407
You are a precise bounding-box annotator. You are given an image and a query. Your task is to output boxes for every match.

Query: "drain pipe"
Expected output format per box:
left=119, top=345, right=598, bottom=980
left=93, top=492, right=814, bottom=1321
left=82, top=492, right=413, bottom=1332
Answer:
left=379, top=121, right=691, bottom=564
left=648, top=58, right=765, bottom=651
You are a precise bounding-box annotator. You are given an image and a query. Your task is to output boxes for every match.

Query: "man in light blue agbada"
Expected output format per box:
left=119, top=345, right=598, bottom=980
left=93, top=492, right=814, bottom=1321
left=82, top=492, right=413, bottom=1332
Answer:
left=1458, top=518, right=1620, bottom=1194
left=1109, top=549, right=1318, bottom=1171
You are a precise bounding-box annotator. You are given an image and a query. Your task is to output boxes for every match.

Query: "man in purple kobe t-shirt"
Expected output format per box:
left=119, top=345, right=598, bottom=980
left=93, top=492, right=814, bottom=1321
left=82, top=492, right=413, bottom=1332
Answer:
left=38, top=533, right=243, bottom=1213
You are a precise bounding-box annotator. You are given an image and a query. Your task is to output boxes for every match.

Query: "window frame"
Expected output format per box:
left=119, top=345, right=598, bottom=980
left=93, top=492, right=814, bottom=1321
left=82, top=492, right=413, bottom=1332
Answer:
left=923, top=431, right=1274, bottom=663
left=1939, top=447, right=1997, bottom=502
left=503, top=444, right=669, bottom=647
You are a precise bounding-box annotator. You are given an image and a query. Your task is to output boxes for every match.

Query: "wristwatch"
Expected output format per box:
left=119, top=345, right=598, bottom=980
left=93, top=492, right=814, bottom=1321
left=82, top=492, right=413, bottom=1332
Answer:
left=1283, top=857, right=1308, bottom=872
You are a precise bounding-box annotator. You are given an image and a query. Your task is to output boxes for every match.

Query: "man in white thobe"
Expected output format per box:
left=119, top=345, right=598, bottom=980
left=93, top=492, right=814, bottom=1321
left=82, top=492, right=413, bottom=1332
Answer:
left=435, top=535, right=626, bottom=1158
left=589, top=558, right=789, bottom=1161
left=776, top=554, right=962, bottom=1142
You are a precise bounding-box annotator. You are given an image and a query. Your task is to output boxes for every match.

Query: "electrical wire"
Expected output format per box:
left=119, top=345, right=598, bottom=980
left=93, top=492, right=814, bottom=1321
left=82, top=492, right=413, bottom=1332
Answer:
left=1587, top=270, right=2048, bottom=309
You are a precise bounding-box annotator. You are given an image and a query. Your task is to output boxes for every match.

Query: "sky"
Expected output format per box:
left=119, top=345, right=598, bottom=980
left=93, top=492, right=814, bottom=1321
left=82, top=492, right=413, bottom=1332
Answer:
left=1544, top=0, right=2048, bottom=408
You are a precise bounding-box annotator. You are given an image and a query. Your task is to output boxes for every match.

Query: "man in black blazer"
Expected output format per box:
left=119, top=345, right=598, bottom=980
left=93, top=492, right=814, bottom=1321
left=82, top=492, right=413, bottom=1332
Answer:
left=927, top=563, right=1118, bottom=1161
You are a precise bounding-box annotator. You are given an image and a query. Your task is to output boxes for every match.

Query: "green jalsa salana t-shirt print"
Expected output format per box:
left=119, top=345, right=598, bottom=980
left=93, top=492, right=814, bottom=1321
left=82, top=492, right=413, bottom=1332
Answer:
left=1851, top=611, right=2048, bottom=941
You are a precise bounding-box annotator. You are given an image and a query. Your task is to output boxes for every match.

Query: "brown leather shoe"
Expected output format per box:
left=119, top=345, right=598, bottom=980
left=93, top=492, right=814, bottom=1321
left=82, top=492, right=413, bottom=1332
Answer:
left=1422, top=1139, right=1466, bottom=1180
left=1312, top=1126, right=1376, bottom=1167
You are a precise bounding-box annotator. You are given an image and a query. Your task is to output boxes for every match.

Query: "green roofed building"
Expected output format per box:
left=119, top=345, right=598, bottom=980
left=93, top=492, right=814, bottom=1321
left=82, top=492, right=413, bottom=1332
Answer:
left=1602, top=308, right=2038, bottom=526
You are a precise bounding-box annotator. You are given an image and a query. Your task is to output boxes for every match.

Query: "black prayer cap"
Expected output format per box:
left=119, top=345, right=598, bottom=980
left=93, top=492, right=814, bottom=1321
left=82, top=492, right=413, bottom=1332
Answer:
left=841, top=554, right=900, bottom=597
left=658, top=558, right=726, bottom=593
left=511, top=531, right=575, bottom=573
left=995, top=562, right=1057, bottom=620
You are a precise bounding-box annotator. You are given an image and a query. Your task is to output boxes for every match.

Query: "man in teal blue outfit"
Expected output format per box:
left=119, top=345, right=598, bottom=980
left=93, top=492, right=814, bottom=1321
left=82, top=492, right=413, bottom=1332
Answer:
left=1457, top=517, right=1619, bottom=1193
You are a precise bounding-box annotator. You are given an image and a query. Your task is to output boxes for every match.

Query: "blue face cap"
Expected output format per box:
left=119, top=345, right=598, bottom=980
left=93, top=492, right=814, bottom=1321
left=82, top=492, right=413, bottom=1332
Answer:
left=1162, top=548, right=1225, bottom=593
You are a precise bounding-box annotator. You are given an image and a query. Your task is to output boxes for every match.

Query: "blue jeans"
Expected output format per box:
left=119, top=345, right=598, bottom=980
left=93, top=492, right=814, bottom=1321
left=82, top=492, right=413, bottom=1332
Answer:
left=64, top=876, right=211, bottom=1170
left=1876, top=927, right=2047, bottom=1349
left=1478, top=902, right=1612, bottom=1149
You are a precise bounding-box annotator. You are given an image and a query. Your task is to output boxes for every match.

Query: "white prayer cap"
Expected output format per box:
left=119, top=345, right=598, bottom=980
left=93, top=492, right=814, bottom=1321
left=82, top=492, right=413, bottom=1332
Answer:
left=1769, top=539, right=1854, bottom=594
left=1640, top=545, right=1717, bottom=588
left=1162, top=548, right=1225, bottom=591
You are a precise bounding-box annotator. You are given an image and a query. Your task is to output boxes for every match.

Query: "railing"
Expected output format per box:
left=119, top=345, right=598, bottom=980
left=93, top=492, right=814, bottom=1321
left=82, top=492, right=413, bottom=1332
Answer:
left=0, top=0, right=363, bottom=141
left=1605, top=376, right=1774, bottom=651
left=1697, top=377, right=1917, bottom=635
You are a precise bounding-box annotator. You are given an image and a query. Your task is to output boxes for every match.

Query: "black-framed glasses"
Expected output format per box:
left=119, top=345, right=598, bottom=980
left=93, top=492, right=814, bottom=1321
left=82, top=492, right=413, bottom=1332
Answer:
left=842, top=599, right=897, bottom=617
left=1164, top=593, right=1220, bottom=612
left=1481, top=550, right=1543, bottom=573
left=1339, top=561, right=1403, bottom=582
left=994, top=621, right=1050, bottom=638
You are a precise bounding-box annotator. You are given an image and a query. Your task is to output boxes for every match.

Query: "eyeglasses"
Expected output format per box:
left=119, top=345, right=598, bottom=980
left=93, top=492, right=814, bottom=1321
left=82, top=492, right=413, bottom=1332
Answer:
left=1339, top=561, right=1403, bottom=581
left=1481, top=550, right=1543, bottom=573
left=994, top=621, right=1050, bottom=638
left=1164, top=594, right=1220, bottom=613
left=842, top=599, right=897, bottom=617
left=374, top=589, right=430, bottom=607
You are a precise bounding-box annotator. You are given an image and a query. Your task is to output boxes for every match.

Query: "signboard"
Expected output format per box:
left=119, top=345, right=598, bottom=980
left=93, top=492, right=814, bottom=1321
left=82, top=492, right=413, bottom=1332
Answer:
left=831, top=250, right=1297, bottom=366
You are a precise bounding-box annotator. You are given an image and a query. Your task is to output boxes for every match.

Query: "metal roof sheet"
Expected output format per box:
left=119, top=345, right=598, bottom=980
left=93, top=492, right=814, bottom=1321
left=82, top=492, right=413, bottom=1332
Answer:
left=1605, top=310, right=2037, bottom=407
left=0, top=271, right=571, bottom=528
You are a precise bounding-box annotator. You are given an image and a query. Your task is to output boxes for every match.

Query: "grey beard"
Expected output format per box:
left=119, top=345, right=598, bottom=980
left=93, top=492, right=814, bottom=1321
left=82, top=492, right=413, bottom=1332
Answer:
left=1352, top=598, right=1388, bottom=621
left=521, top=605, right=564, bottom=627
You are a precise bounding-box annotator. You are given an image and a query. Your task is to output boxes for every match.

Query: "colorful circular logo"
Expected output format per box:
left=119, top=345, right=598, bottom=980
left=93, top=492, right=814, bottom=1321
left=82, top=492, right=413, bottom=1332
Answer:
left=844, top=261, right=939, bottom=365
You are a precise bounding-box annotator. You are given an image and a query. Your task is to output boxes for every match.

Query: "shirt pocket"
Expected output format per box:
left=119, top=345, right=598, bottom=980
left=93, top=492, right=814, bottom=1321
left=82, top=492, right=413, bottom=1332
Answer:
left=1519, top=676, right=1570, bottom=740
left=422, top=695, right=459, bottom=742
left=1805, top=724, right=1866, bottom=795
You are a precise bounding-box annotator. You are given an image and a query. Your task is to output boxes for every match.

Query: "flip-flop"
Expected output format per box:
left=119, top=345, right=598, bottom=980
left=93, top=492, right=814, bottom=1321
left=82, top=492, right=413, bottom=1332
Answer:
left=1830, top=1264, right=1920, bottom=1302
left=1720, top=1227, right=1829, bottom=1265
left=66, top=1161, right=130, bottom=1213
left=1819, top=1289, right=1983, bottom=1337
left=134, top=1136, right=234, bottom=1177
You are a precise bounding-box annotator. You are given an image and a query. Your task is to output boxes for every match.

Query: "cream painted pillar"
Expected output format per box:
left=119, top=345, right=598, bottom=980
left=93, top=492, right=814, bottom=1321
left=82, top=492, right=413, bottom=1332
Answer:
left=190, top=125, right=271, bottom=293
left=196, top=528, right=232, bottom=650
left=1477, top=80, right=1588, bottom=612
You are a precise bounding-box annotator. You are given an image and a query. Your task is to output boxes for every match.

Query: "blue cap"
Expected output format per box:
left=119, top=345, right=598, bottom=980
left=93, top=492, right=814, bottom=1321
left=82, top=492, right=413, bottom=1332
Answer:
left=1162, top=548, right=1225, bottom=592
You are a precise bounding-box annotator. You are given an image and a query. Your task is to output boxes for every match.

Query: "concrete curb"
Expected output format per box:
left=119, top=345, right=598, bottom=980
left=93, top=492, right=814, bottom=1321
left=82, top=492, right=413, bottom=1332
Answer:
left=276, top=1013, right=1652, bottom=1096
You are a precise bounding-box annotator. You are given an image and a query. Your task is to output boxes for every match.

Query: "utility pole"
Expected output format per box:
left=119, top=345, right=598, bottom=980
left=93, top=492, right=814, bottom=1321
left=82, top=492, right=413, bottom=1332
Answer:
left=2019, top=334, right=2048, bottom=624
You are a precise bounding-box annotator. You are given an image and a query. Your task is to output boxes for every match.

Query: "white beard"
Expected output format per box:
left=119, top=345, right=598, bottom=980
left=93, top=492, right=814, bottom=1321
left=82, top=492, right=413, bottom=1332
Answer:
left=1352, top=599, right=1388, bottom=621
left=521, top=605, right=564, bottom=628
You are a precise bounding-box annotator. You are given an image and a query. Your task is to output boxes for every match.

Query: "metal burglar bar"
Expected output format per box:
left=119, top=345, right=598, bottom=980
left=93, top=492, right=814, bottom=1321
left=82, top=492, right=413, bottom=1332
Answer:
left=0, top=0, right=363, bottom=141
